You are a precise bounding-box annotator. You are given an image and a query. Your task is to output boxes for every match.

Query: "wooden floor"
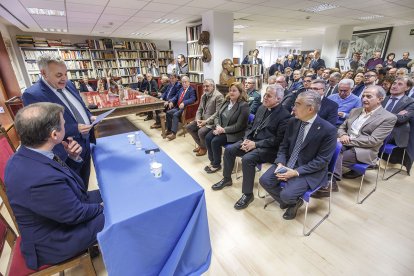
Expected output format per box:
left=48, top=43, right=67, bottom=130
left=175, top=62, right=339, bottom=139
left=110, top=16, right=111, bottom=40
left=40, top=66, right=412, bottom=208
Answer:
left=1, top=115, right=414, bottom=276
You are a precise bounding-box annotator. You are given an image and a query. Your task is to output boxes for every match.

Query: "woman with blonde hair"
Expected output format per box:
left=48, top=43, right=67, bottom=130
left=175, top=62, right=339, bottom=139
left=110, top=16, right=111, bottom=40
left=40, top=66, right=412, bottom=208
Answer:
left=204, top=82, right=249, bottom=173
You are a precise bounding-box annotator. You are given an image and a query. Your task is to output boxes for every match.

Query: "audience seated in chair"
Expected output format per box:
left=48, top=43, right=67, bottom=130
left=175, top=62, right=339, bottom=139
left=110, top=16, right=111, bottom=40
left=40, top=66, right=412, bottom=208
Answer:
left=186, top=79, right=224, bottom=157
left=245, top=77, right=262, bottom=115
left=142, top=72, right=159, bottom=121
left=79, top=76, right=97, bottom=92
left=165, top=76, right=196, bottom=140
left=310, top=79, right=339, bottom=126
left=4, top=102, right=104, bottom=270
left=259, top=90, right=337, bottom=220
left=212, top=84, right=291, bottom=209
left=204, top=82, right=249, bottom=173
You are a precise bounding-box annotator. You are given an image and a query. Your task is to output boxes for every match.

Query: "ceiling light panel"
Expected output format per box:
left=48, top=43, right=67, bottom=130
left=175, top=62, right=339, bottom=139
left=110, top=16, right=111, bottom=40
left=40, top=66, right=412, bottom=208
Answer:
left=299, top=3, right=339, bottom=13
left=27, top=8, right=65, bottom=16
left=358, top=15, right=384, bottom=20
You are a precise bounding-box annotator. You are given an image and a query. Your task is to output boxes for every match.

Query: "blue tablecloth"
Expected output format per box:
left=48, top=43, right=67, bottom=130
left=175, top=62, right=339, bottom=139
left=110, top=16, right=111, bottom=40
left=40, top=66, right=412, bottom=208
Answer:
left=92, top=131, right=212, bottom=276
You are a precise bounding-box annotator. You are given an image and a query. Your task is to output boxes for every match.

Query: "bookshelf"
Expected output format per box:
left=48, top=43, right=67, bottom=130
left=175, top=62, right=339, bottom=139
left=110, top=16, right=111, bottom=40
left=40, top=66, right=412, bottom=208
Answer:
left=234, top=64, right=263, bottom=90
left=157, top=50, right=173, bottom=75
left=186, top=24, right=203, bottom=83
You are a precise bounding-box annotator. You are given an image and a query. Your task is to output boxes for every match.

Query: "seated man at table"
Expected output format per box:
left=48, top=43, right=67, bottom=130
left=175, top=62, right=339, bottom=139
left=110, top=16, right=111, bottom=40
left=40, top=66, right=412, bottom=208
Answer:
left=186, top=78, right=224, bottom=156
left=151, top=74, right=182, bottom=129
left=142, top=73, right=158, bottom=121
left=165, top=76, right=196, bottom=140
left=5, top=102, right=104, bottom=270
left=259, top=90, right=337, bottom=220
left=212, top=84, right=291, bottom=209
left=79, top=76, right=96, bottom=92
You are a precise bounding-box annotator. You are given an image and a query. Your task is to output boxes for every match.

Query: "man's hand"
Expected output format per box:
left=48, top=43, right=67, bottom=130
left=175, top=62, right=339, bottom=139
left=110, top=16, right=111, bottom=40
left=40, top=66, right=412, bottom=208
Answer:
left=164, top=102, right=169, bottom=108
left=90, top=116, right=97, bottom=123
left=276, top=167, right=298, bottom=181
left=62, top=137, right=82, bottom=160
left=339, top=134, right=351, bottom=145
left=78, top=124, right=93, bottom=135
left=273, top=163, right=284, bottom=174
left=197, top=120, right=206, bottom=127
left=179, top=103, right=185, bottom=109
left=213, top=125, right=225, bottom=135
left=240, top=139, right=256, bottom=152
left=338, top=112, right=345, bottom=118
left=398, top=110, right=408, bottom=115
left=168, top=102, right=174, bottom=109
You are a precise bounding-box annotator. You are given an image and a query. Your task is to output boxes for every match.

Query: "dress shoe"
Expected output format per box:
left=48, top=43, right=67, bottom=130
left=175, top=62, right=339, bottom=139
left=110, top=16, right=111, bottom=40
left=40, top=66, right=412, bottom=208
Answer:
left=280, top=202, right=289, bottom=209
left=343, top=170, right=363, bottom=179
left=167, top=133, right=176, bottom=141
left=283, top=200, right=303, bottom=220
left=311, top=179, right=339, bottom=198
left=206, top=165, right=221, bottom=174
left=211, top=178, right=232, bottom=190
left=234, top=193, right=254, bottom=210
left=193, top=147, right=200, bottom=152
left=196, top=148, right=207, bottom=156
left=204, top=165, right=212, bottom=172
left=150, top=123, right=161, bottom=129
left=163, top=130, right=172, bottom=136
left=88, top=245, right=100, bottom=259
left=144, top=116, right=153, bottom=121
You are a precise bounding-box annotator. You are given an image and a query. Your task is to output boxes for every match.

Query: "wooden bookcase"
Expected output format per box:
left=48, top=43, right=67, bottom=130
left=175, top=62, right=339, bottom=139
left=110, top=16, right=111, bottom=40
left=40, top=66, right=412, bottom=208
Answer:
left=157, top=50, right=173, bottom=75
left=234, top=64, right=263, bottom=90
left=186, top=24, right=203, bottom=83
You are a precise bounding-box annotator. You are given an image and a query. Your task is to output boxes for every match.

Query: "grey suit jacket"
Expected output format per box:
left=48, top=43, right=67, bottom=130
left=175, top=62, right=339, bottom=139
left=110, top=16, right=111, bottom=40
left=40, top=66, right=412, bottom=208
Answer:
left=338, top=107, right=397, bottom=164
left=196, top=89, right=224, bottom=128
left=210, top=100, right=249, bottom=143
left=382, top=95, right=414, bottom=147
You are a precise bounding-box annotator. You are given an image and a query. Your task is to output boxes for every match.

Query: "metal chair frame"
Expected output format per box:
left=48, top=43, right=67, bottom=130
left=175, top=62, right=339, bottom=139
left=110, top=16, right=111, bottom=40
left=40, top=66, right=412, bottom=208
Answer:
left=350, top=159, right=381, bottom=204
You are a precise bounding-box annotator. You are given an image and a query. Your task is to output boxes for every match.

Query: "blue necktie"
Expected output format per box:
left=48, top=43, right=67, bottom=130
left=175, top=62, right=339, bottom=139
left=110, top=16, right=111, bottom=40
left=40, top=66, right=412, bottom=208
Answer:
left=287, top=122, right=309, bottom=169
left=386, top=97, right=397, bottom=112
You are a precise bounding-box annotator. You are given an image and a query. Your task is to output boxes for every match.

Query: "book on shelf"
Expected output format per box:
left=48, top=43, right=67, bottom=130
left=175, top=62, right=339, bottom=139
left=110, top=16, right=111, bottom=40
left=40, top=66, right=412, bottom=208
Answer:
left=189, top=74, right=203, bottom=83
left=113, top=41, right=126, bottom=49
left=188, top=42, right=202, bottom=56
left=133, top=42, right=156, bottom=51
left=93, top=60, right=118, bottom=69
left=103, top=39, right=113, bottom=49
left=65, top=60, right=92, bottom=70
left=61, top=39, right=73, bottom=47
left=60, top=50, right=90, bottom=60
left=16, top=35, right=34, bottom=47
left=47, top=40, right=63, bottom=47
left=234, top=64, right=262, bottom=77
left=158, top=51, right=173, bottom=59
left=119, top=60, right=138, bottom=67
left=188, top=57, right=203, bottom=72
left=22, top=49, right=59, bottom=60
left=117, top=51, right=138, bottom=59
left=186, top=25, right=201, bottom=41
left=75, top=43, right=90, bottom=49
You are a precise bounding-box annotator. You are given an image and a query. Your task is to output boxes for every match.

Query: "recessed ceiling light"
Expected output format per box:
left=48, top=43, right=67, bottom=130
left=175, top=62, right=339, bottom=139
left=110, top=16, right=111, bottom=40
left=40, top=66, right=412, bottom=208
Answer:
left=42, top=28, right=67, bottom=32
left=27, top=8, right=65, bottom=16
left=153, top=18, right=180, bottom=24
left=131, top=32, right=150, bottom=36
left=234, top=25, right=248, bottom=29
left=300, top=3, right=338, bottom=13
left=358, top=15, right=384, bottom=20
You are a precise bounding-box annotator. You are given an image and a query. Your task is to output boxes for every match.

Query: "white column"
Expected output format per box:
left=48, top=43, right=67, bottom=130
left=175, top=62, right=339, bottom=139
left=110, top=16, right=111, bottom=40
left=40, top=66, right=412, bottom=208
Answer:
left=321, top=25, right=354, bottom=68
left=202, top=11, right=233, bottom=83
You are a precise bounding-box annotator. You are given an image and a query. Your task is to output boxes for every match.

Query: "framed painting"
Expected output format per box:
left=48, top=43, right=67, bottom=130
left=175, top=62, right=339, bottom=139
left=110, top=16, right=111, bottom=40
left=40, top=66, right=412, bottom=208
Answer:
left=347, top=27, right=393, bottom=62
left=337, top=40, right=350, bottom=58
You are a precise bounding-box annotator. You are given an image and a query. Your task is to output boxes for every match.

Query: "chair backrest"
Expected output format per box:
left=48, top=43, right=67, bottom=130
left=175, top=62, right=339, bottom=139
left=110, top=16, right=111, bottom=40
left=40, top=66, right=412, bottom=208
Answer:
left=248, top=113, right=255, bottom=124
left=328, top=142, right=343, bottom=173
left=5, top=96, right=24, bottom=120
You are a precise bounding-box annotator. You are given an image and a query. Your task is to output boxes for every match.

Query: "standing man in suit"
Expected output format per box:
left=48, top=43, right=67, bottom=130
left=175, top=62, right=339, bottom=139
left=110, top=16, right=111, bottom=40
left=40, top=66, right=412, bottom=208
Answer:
left=5, top=102, right=104, bottom=270
left=259, top=91, right=337, bottom=220
left=212, top=84, right=291, bottom=209
left=165, top=76, right=196, bottom=140
left=151, top=74, right=182, bottom=129
left=310, top=79, right=339, bottom=126
left=335, top=86, right=397, bottom=179
left=79, top=76, right=96, bottom=92
left=22, top=54, right=95, bottom=188
left=245, top=77, right=262, bottom=115
left=310, top=50, right=326, bottom=71
left=186, top=79, right=224, bottom=156
left=284, top=54, right=296, bottom=71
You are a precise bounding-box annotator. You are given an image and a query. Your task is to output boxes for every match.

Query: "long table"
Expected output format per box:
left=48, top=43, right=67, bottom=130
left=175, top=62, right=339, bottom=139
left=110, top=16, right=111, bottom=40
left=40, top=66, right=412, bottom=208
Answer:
left=92, top=132, right=212, bottom=276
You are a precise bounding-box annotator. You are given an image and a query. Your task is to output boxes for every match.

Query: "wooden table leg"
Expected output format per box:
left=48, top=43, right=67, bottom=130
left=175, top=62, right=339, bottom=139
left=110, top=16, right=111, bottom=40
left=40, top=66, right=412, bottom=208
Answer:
left=159, top=112, right=166, bottom=139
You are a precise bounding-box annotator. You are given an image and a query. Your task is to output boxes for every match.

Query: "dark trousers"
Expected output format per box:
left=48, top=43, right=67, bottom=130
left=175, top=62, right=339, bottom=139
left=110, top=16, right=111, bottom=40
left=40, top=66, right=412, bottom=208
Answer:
left=166, top=108, right=183, bottom=133
left=205, top=131, right=228, bottom=167
left=186, top=121, right=210, bottom=148
left=259, top=164, right=309, bottom=205
left=223, top=141, right=275, bottom=194
left=333, top=145, right=358, bottom=179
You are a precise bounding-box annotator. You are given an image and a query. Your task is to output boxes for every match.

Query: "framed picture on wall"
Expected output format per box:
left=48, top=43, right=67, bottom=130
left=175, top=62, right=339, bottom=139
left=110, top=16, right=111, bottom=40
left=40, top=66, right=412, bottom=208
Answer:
left=337, top=40, right=350, bottom=58
left=347, top=27, right=393, bottom=62
left=337, top=58, right=351, bottom=73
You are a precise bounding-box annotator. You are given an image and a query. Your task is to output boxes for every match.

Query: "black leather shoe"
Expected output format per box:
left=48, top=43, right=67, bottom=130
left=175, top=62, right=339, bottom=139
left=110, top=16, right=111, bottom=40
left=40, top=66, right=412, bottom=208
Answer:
left=283, top=200, right=303, bottom=220
left=280, top=202, right=289, bottom=209
left=212, top=178, right=232, bottom=190
left=206, top=165, right=222, bottom=174
left=234, top=193, right=254, bottom=210
left=343, top=170, right=363, bottom=179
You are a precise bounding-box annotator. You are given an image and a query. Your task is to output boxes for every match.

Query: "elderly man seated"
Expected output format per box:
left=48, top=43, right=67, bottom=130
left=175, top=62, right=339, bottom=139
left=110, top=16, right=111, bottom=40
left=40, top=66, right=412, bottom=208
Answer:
left=186, top=79, right=224, bottom=156
left=212, top=84, right=291, bottom=209
left=5, top=103, right=104, bottom=269
left=328, top=79, right=362, bottom=126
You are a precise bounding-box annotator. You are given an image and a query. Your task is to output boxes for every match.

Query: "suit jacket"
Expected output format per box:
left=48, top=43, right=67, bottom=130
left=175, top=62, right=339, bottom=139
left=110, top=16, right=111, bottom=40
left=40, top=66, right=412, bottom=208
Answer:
left=382, top=95, right=414, bottom=147
left=268, top=63, right=284, bottom=76
left=22, top=79, right=95, bottom=162
left=325, top=84, right=338, bottom=97
left=352, top=84, right=366, bottom=97
left=130, top=81, right=145, bottom=92
left=245, top=104, right=291, bottom=157
left=284, top=60, right=296, bottom=69
left=212, top=100, right=249, bottom=143
left=79, top=82, right=97, bottom=92
left=170, top=85, right=196, bottom=107
left=161, top=82, right=182, bottom=101
left=310, top=58, right=326, bottom=70
left=142, top=79, right=158, bottom=96
left=5, top=146, right=104, bottom=269
left=281, top=87, right=302, bottom=113
left=318, top=97, right=339, bottom=126
left=247, top=89, right=262, bottom=115
left=275, top=116, right=337, bottom=190
left=196, top=90, right=224, bottom=127
left=338, top=107, right=397, bottom=164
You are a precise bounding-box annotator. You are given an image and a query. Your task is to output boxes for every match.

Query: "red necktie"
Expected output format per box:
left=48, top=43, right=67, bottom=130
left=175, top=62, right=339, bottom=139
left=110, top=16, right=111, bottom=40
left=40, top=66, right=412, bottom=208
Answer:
left=177, top=88, right=188, bottom=106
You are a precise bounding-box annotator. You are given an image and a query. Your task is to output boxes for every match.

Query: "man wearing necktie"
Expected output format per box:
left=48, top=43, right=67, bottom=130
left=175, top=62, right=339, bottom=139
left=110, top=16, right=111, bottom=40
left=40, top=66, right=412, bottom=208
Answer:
left=165, top=76, right=196, bottom=140
left=259, top=90, right=337, bottom=220
left=22, top=54, right=96, bottom=188
left=79, top=76, right=96, bottom=92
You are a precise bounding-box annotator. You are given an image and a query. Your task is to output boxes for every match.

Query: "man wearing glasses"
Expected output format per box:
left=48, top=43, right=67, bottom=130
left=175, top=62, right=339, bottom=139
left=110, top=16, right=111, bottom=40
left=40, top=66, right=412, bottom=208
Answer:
left=245, top=77, right=262, bottom=115
left=352, top=70, right=377, bottom=97
left=309, top=79, right=338, bottom=126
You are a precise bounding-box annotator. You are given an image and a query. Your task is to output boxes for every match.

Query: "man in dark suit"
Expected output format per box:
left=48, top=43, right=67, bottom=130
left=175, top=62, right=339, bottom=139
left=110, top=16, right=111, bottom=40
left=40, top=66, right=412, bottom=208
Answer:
left=268, top=58, right=284, bottom=77
left=283, top=54, right=297, bottom=70
left=22, top=54, right=95, bottom=188
left=259, top=90, right=337, bottom=220
left=212, top=85, right=291, bottom=209
left=79, top=76, right=96, bottom=92
left=310, top=79, right=339, bottom=126
left=324, top=72, right=341, bottom=97
left=151, top=74, right=182, bottom=129
left=310, top=50, right=326, bottom=71
left=165, top=76, right=196, bottom=140
left=142, top=72, right=158, bottom=121
left=5, top=102, right=104, bottom=270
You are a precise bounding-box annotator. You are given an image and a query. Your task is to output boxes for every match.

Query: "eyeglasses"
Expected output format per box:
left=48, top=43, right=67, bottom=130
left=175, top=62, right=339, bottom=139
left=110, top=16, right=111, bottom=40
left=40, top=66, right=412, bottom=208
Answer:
left=246, top=82, right=255, bottom=84
left=303, top=80, right=312, bottom=82
left=364, top=74, right=376, bottom=78
left=310, top=87, right=324, bottom=90
left=339, top=89, right=349, bottom=93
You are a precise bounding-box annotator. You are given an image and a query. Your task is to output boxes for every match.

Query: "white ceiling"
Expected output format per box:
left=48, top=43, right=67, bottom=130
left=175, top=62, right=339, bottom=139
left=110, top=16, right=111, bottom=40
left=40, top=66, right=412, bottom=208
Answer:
left=0, top=0, right=413, bottom=43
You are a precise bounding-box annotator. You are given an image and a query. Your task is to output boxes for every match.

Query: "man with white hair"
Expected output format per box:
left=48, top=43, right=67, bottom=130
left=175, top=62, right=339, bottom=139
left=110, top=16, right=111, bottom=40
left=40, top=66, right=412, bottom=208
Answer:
left=212, top=84, right=291, bottom=210
left=325, top=72, right=341, bottom=97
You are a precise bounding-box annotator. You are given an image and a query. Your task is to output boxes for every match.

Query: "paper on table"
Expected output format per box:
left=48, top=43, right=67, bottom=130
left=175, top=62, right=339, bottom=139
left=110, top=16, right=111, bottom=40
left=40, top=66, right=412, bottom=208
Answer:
left=91, top=108, right=116, bottom=126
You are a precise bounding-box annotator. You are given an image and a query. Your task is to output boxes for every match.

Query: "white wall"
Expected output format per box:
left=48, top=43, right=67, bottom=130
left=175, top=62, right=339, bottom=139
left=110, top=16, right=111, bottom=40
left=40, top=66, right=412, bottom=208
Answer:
left=171, top=41, right=187, bottom=59
left=301, top=34, right=323, bottom=51
left=386, top=24, right=414, bottom=59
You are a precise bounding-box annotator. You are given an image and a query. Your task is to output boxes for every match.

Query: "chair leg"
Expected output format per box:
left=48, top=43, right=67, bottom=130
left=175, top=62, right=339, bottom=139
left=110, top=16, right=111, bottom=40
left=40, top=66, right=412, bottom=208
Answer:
left=382, top=150, right=406, bottom=180
left=81, top=254, right=97, bottom=276
left=264, top=198, right=275, bottom=209
left=357, top=165, right=379, bottom=204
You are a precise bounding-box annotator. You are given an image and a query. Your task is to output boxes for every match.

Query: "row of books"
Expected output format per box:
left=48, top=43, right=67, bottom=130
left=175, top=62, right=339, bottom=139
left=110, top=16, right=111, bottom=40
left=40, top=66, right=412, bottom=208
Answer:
left=60, top=50, right=90, bottom=60
left=188, top=43, right=202, bottom=56
left=66, top=70, right=94, bottom=79
left=158, top=51, right=173, bottom=58
left=120, top=76, right=137, bottom=84
left=158, top=59, right=170, bottom=66
left=16, top=35, right=34, bottom=47
left=234, top=64, right=263, bottom=77
left=139, top=52, right=155, bottom=59
left=22, top=49, right=58, bottom=60
left=119, top=60, right=138, bottom=67
left=187, top=25, right=202, bottom=41
left=65, top=61, right=92, bottom=70
left=93, top=60, right=118, bottom=69
left=188, top=57, right=203, bottom=72
left=117, top=51, right=139, bottom=59
left=90, top=51, right=116, bottom=59
left=118, top=68, right=138, bottom=76
left=95, top=69, right=118, bottom=78
left=189, top=74, right=203, bottom=83
left=86, top=39, right=113, bottom=50
left=25, top=61, right=39, bottom=71
left=159, top=67, right=167, bottom=74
